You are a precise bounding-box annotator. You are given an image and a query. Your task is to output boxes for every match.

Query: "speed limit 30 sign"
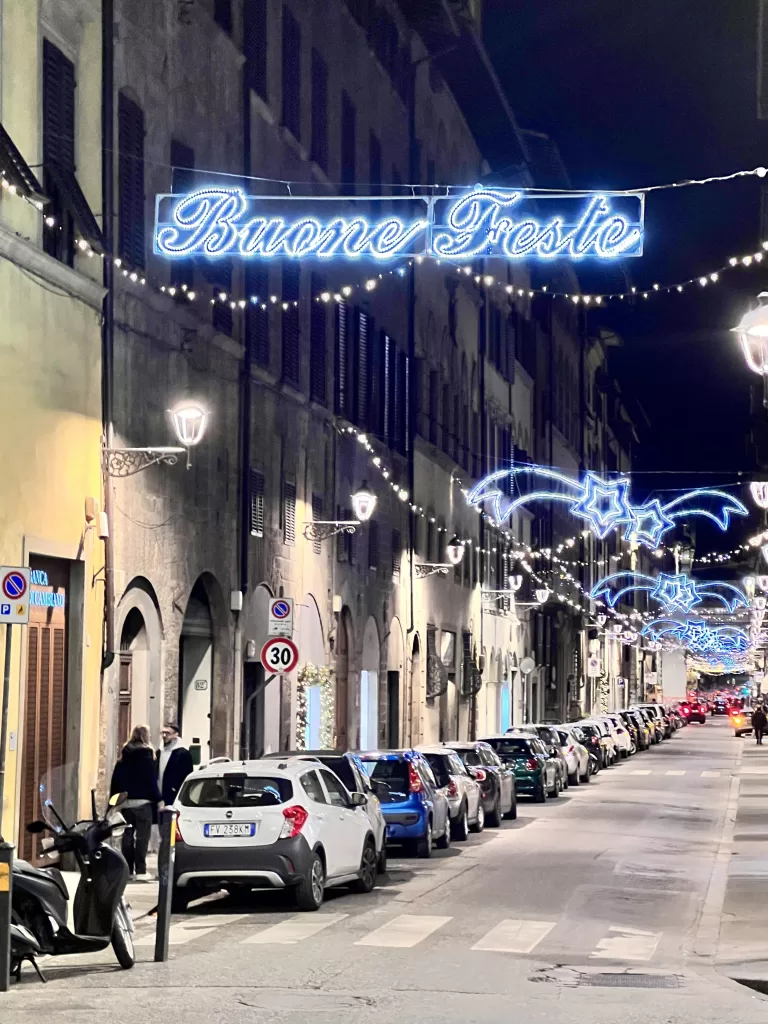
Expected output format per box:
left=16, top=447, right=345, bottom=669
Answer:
left=260, top=637, right=299, bottom=674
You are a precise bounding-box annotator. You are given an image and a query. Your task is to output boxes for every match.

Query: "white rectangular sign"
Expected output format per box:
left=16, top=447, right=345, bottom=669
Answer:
left=0, top=566, right=31, bottom=624
left=268, top=597, right=294, bottom=637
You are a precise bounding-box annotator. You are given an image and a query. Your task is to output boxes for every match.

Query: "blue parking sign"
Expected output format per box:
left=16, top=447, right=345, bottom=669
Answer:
left=1, top=604, right=9, bottom=616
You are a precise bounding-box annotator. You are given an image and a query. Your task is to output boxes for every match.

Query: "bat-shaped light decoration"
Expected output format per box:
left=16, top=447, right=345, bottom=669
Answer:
left=466, top=466, right=748, bottom=548
left=590, top=571, right=749, bottom=614
left=641, top=618, right=750, bottom=656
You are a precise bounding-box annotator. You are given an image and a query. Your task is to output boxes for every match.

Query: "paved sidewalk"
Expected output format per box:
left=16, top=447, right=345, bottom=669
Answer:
left=717, top=739, right=768, bottom=979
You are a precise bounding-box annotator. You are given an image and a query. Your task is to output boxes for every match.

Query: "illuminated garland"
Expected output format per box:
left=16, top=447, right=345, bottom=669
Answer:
left=296, top=663, right=335, bottom=750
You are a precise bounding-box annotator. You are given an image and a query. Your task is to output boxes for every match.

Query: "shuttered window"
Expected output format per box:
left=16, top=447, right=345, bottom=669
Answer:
left=244, top=0, right=268, bottom=100
left=310, top=49, right=328, bottom=172
left=393, top=348, right=408, bottom=455
left=170, top=140, right=195, bottom=289
left=368, top=521, right=380, bottom=571
left=282, top=7, right=301, bottom=141
left=246, top=262, right=270, bottom=367
left=210, top=260, right=233, bottom=336
left=42, top=40, right=76, bottom=264
left=283, top=480, right=297, bottom=545
left=310, top=273, right=327, bottom=404
left=335, top=301, right=349, bottom=416
left=117, top=92, right=145, bottom=269
left=214, top=0, right=233, bottom=32
left=391, top=529, right=401, bottom=578
left=369, top=329, right=385, bottom=436
left=355, top=309, right=369, bottom=427
left=282, top=262, right=301, bottom=388
left=341, top=90, right=356, bottom=188
left=311, top=493, right=323, bottom=554
left=250, top=469, right=265, bottom=537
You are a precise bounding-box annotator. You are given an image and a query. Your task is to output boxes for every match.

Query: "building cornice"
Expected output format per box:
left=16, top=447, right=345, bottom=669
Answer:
left=0, top=222, right=106, bottom=311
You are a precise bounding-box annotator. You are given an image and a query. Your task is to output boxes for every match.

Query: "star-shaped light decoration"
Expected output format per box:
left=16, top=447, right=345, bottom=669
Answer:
left=651, top=573, right=701, bottom=613
left=624, top=499, right=676, bottom=547
left=571, top=474, right=635, bottom=539
left=682, top=620, right=714, bottom=653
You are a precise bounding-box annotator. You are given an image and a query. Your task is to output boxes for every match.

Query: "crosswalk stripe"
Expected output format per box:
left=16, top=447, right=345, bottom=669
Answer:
left=355, top=914, right=451, bottom=948
left=590, top=926, right=661, bottom=961
left=701, top=771, right=720, bottom=778
left=242, top=914, right=347, bottom=945
left=740, top=767, right=768, bottom=775
left=631, top=770, right=652, bottom=775
left=665, top=770, right=686, bottom=776
left=135, top=913, right=249, bottom=946
left=471, top=919, right=556, bottom=954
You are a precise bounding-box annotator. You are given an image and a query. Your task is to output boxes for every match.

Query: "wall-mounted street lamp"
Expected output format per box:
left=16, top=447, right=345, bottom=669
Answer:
left=445, top=536, right=465, bottom=566
left=103, top=399, right=208, bottom=477
left=303, top=482, right=377, bottom=544
left=351, top=481, right=377, bottom=523
left=535, top=587, right=550, bottom=604
left=733, top=294, right=768, bottom=374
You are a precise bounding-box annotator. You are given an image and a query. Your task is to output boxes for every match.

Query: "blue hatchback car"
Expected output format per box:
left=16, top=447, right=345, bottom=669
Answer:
left=358, top=750, right=450, bottom=858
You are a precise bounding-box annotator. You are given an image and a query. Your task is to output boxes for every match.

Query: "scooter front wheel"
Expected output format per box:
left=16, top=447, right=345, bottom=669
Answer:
left=112, top=900, right=135, bottom=969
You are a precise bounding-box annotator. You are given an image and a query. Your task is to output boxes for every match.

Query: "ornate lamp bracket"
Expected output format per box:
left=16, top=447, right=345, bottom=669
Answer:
left=415, top=563, right=452, bottom=579
left=302, top=520, right=361, bottom=543
left=103, top=446, right=185, bottom=477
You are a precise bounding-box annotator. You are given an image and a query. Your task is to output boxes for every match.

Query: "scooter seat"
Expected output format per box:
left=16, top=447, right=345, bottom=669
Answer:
left=14, top=860, right=69, bottom=900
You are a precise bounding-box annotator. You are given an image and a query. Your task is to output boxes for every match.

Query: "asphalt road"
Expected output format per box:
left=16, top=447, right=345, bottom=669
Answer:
left=5, top=716, right=768, bottom=1023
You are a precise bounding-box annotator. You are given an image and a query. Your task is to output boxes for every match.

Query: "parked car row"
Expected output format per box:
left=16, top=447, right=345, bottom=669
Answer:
left=168, top=704, right=685, bottom=914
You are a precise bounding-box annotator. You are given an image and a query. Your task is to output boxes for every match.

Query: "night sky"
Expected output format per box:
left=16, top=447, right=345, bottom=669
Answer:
left=484, top=0, right=768, bottom=523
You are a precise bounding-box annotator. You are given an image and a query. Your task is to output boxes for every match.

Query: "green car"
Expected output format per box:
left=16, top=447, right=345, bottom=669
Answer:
left=482, top=735, right=560, bottom=802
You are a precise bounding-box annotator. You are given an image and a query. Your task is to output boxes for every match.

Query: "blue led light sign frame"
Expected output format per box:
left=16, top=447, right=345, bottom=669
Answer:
left=153, top=187, right=645, bottom=262
left=591, top=572, right=749, bottom=613
left=466, top=466, right=748, bottom=548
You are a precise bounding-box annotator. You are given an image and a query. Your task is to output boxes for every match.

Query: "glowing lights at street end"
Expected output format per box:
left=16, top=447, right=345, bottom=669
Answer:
left=154, top=187, right=644, bottom=263
left=466, top=465, right=748, bottom=548
left=590, top=571, right=749, bottom=613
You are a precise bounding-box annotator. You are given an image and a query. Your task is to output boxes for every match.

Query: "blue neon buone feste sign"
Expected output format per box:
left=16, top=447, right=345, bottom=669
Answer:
left=153, top=187, right=645, bottom=262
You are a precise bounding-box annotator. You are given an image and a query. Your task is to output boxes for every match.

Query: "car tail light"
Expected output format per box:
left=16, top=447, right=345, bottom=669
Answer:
left=568, top=745, right=574, bottom=753
left=682, top=707, right=690, bottom=716
left=280, top=805, right=309, bottom=839
left=173, top=818, right=184, bottom=844
left=473, top=768, right=487, bottom=782
left=447, top=780, right=458, bottom=797
left=590, top=736, right=599, bottom=745
left=408, top=763, right=422, bottom=793
left=525, top=758, right=538, bottom=771
left=733, top=716, right=743, bottom=725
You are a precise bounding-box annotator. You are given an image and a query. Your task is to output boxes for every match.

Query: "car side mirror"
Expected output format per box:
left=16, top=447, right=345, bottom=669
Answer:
left=26, top=820, right=47, bottom=834
left=348, top=791, right=367, bottom=807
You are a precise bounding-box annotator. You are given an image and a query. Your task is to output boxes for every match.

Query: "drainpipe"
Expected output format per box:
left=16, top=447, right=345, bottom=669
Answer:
left=405, top=58, right=417, bottom=745
left=474, top=275, right=488, bottom=741
left=100, top=0, right=115, bottom=673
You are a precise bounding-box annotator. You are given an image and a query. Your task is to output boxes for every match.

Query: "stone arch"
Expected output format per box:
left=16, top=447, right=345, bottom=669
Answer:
left=410, top=633, right=422, bottom=744
left=360, top=616, right=381, bottom=749
left=386, top=616, right=405, bottom=747
left=114, top=577, right=164, bottom=753
left=335, top=607, right=354, bottom=749
left=297, top=593, right=327, bottom=749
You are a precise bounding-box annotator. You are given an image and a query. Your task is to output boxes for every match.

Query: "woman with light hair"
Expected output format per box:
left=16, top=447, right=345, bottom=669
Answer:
left=110, top=725, right=161, bottom=880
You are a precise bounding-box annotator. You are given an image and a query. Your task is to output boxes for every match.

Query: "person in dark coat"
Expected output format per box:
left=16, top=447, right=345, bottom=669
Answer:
left=752, top=705, right=767, bottom=745
left=157, top=723, right=194, bottom=806
left=110, top=725, right=161, bottom=879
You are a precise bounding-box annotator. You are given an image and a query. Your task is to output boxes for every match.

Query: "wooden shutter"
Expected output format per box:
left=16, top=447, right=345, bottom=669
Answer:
left=391, top=529, right=401, bottom=578
left=282, top=262, right=301, bottom=387
left=250, top=469, right=265, bottom=536
left=42, top=40, right=76, bottom=263
left=282, top=7, right=301, bottom=140
left=311, top=493, right=323, bottom=554
left=341, top=90, right=356, bottom=187
left=118, top=92, right=145, bottom=270
left=244, top=0, right=268, bottom=100
left=214, top=0, right=233, bottom=32
left=283, top=480, right=296, bottom=545
left=246, top=262, right=270, bottom=367
left=355, top=310, right=369, bottom=427
left=310, top=273, right=327, bottom=404
left=310, top=49, right=328, bottom=171
left=118, top=655, right=133, bottom=750
left=335, top=301, right=349, bottom=416
left=368, top=520, right=379, bottom=571
left=20, top=623, right=67, bottom=861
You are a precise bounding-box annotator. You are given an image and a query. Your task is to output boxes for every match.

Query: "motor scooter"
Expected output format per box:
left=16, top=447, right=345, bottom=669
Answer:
left=10, top=770, right=135, bottom=982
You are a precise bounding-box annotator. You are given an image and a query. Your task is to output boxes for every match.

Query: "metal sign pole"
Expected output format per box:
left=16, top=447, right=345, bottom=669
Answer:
left=0, top=840, right=12, bottom=991
left=154, top=807, right=177, bottom=962
left=0, top=624, right=12, bottom=842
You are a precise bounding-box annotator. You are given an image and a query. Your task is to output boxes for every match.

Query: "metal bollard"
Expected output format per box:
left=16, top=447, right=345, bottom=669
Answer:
left=154, top=808, right=177, bottom=963
left=0, top=841, right=13, bottom=992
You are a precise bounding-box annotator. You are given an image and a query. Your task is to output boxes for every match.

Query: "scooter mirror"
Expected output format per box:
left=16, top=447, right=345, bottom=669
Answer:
left=108, top=792, right=128, bottom=808
left=26, top=820, right=47, bottom=834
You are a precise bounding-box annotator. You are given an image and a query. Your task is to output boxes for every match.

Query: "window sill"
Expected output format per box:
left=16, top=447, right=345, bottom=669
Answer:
left=0, top=221, right=105, bottom=310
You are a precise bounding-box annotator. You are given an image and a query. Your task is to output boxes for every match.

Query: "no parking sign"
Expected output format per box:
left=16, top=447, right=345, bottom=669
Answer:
left=0, top=566, right=30, bottom=624
left=268, top=597, right=294, bottom=637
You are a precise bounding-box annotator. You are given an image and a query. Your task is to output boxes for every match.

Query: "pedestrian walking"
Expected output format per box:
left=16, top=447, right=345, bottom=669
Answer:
left=752, top=705, right=767, bottom=745
left=110, top=725, right=162, bottom=880
left=157, top=723, right=194, bottom=806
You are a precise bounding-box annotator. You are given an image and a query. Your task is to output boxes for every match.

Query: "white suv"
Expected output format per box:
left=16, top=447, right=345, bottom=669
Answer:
left=172, top=757, right=378, bottom=912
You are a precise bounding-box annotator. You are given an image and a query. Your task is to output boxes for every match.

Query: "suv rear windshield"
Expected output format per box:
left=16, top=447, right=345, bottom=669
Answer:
left=180, top=774, right=292, bottom=808
left=317, top=757, right=356, bottom=792
left=483, top=737, right=532, bottom=760
left=360, top=758, right=409, bottom=802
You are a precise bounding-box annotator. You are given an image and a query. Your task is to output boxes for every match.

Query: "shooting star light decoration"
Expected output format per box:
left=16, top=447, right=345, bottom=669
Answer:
left=641, top=618, right=750, bottom=656
left=466, top=467, right=748, bottom=548
left=590, top=572, right=749, bottom=613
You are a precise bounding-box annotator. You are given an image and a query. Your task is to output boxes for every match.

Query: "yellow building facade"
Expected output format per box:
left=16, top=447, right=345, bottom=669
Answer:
left=0, top=0, right=105, bottom=850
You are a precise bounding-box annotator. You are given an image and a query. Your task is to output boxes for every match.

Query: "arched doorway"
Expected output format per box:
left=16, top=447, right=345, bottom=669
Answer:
left=118, top=608, right=149, bottom=749
left=335, top=608, right=353, bottom=749
left=180, top=579, right=214, bottom=765
left=113, top=578, right=164, bottom=759
left=386, top=617, right=404, bottom=747
left=296, top=595, right=326, bottom=750
left=360, top=617, right=380, bottom=749
left=410, top=634, right=421, bottom=745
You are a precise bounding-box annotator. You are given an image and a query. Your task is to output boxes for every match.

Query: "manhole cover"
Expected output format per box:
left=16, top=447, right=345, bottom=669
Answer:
left=580, top=973, right=680, bottom=989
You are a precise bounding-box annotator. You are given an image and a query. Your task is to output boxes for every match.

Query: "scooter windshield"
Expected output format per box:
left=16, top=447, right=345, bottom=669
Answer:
left=39, top=762, right=80, bottom=832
